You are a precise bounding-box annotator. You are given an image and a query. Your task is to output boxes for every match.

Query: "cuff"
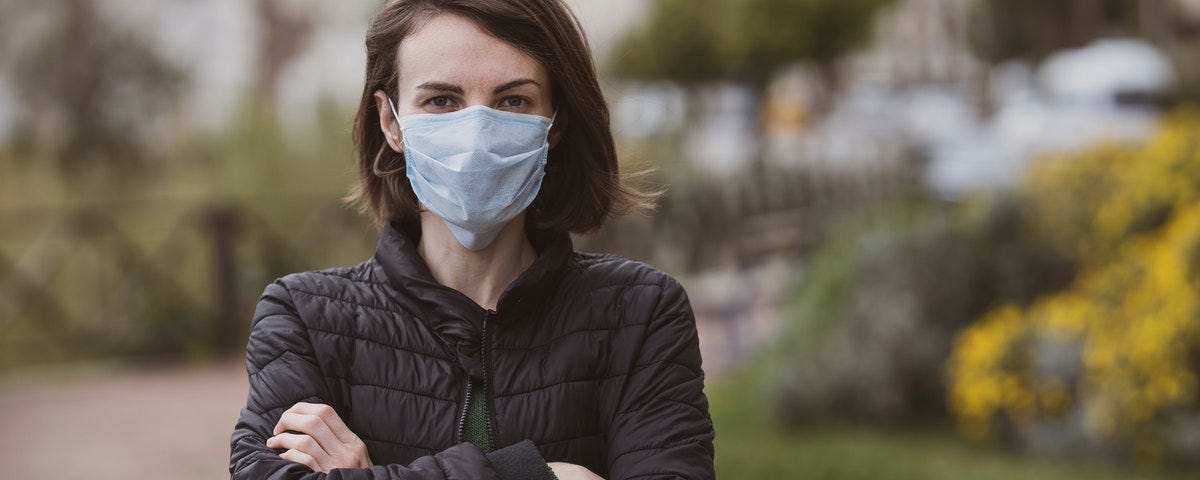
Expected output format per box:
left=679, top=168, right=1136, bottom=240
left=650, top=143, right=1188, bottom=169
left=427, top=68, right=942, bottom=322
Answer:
left=484, top=439, right=555, bottom=480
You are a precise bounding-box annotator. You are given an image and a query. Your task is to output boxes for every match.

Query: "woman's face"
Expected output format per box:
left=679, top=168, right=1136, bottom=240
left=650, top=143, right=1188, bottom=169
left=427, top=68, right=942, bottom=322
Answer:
left=375, top=13, right=555, bottom=153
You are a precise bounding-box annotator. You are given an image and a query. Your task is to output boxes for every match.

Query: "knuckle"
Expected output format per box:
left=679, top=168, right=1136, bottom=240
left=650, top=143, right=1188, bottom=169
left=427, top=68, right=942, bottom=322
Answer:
left=315, top=403, right=335, bottom=417
left=300, top=435, right=319, bottom=451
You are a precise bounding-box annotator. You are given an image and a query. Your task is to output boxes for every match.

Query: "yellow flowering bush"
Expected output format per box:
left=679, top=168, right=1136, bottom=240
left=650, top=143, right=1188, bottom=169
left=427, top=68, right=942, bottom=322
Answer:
left=1022, top=108, right=1200, bottom=264
left=947, top=110, right=1200, bottom=465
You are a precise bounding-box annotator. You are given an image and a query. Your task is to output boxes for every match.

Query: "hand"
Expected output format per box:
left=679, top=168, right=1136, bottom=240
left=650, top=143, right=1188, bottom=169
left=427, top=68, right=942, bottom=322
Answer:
left=266, top=402, right=373, bottom=473
left=547, top=462, right=604, bottom=480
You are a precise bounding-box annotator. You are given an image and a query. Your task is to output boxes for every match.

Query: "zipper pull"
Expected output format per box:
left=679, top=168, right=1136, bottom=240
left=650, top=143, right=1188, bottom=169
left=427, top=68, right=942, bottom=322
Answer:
left=483, top=308, right=496, bottom=333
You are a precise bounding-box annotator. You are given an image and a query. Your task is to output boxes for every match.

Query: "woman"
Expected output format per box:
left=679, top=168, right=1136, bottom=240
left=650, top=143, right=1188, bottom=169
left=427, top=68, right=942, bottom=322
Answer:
left=228, top=1, right=715, bottom=479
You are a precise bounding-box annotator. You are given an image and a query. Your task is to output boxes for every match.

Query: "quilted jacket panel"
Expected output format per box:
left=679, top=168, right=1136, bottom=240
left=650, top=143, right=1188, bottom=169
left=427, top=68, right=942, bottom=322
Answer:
left=228, top=221, right=716, bottom=479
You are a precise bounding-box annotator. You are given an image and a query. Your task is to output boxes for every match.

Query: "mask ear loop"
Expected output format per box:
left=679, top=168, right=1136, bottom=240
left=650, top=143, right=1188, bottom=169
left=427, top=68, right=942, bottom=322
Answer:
left=541, top=109, right=559, bottom=175
left=374, top=97, right=407, bottom=177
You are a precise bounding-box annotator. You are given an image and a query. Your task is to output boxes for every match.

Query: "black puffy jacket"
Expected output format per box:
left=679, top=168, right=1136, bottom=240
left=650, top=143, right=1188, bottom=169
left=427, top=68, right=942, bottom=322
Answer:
left=228, top=221, right=716, bottom=479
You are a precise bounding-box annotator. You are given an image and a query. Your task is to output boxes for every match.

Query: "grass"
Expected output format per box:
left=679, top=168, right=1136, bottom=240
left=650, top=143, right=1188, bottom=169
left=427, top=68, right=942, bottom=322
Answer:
left=707, top=373, right=1195, bottom=480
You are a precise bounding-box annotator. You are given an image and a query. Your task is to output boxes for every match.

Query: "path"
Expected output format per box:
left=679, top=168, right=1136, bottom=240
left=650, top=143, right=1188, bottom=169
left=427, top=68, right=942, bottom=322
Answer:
left=0, top=359, right=248, bottom=479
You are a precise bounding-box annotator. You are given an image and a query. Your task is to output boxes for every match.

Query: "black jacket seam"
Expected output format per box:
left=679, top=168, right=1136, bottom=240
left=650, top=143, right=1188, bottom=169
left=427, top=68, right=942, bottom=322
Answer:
left=627, top=358, right=703, bottom=381
left=360, top=436, right=441, bottom=452
left=310, top=269, right=391, bottom=286
left=248, top=347, right=302, bottom=375
left=623, top=472, right=683, bottom=479
left=503, top=308, right=688, bottom=354
left=492, top=321, right=650, bottom=350
left=276, top=282, right=333, bottom=400
left=537, top=431, right=602, bottom=447
left=616, top=389, right=707, bottom=418
left=492, top=372, right=628, bottom=398
left=288, top=287, right=415, bottom=319
left=492, top=358, right=685, bottom=399
left=607, top=438, right=706, bottom=472
left=253, top=395, right=326, bottom=416
left=328, top=377, right=456, bottom=403
left=534, top=283, right=665, bottom=320
left=233, top=456, right=263, bottom=475
left=307, top=326, right=454, bottom=361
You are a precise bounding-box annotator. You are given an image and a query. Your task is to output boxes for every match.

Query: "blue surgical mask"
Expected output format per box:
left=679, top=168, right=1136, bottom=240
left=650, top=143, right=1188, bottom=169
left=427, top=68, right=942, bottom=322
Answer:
left=388, top=98, right=556, bottom=251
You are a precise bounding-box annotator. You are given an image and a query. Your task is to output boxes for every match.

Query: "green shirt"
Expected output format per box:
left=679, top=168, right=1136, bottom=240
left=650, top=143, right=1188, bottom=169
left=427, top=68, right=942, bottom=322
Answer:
left=463, top=380, right=558, bottom=479
left=464, top=381, right=492, bottom=452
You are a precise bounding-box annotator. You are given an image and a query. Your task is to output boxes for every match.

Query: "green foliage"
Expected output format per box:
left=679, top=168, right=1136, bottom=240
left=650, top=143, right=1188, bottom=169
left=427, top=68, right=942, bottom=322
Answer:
left=763, top=195, right=1075, bottom=426
left=716, top=0, right=894, bottom=83
left=610, top=0, right=896, bottom=85
left=0, top=89, right=371, bottom=368
left=610, top=0, right=726, bottom=84
left=0, top=0, right=184, bottom=174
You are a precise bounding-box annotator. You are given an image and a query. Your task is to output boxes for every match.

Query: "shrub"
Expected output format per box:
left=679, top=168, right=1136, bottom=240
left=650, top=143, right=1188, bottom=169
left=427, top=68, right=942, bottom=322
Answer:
left=947, top=109, right=1200, bottom=465
left=766, top=195, right=1073, bottom=425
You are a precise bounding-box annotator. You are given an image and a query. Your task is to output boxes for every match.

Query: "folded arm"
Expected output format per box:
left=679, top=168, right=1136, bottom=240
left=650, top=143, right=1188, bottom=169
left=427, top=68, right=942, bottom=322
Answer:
left=229, top=279, right=552, bottom=480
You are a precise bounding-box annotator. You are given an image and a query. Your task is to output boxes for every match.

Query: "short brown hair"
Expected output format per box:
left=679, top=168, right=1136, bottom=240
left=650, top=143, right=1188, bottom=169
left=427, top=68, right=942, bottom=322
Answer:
left=344, top=0, right=657, bottom=237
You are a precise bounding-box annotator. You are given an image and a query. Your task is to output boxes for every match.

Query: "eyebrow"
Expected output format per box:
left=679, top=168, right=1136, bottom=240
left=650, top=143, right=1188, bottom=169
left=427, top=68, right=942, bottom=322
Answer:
left=492, top=79, right=541, bottom=94
left=414, top=79, right=541, bottom=96
left=415, top=81, right=463, bottom=95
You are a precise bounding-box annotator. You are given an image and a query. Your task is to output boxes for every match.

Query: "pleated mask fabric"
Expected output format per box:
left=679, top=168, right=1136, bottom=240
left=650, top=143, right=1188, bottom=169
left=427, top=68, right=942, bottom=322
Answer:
left=390, top=100, right=554, bottom=251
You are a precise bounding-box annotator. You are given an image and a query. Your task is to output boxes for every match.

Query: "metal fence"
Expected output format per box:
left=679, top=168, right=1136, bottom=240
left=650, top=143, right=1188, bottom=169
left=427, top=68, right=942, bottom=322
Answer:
left=0, top=193, right=375, bottom=368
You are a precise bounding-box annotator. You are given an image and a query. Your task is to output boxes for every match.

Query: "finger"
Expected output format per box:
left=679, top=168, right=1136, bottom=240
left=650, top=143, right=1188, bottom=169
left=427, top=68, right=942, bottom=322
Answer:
left=266, top=431, right=327, bottom=458
left=274, top=403, right=349, bottom=440
left=287, top=402, right=357, bottom=444
left=274, top=408, right=338, bottom=441
left=274, top=411, right=345, bottom=457
left=273, top=402, right=313, bottom=435
left=279, top=447, right=324, bottom=472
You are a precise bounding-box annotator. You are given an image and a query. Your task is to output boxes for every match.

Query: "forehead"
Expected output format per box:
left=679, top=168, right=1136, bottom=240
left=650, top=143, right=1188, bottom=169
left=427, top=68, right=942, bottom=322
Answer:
left=396, top=13, right=548, bottom=90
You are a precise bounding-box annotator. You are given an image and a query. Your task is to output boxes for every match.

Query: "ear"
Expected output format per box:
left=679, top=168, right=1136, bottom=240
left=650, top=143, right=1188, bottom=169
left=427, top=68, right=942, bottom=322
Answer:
left=548, top=112, right=567, bottom=150
left=374, top=89, right=404, bottom=153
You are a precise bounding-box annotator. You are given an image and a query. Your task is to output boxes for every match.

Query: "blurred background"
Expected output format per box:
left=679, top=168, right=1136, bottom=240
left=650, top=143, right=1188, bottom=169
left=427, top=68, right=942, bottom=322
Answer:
left=2, top=0, right=1200, bottom=478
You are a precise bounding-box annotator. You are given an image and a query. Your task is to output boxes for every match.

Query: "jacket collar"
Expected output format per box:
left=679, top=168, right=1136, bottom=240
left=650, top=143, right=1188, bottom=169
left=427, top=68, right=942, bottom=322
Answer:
left=374, top=219, right=573, bottom=331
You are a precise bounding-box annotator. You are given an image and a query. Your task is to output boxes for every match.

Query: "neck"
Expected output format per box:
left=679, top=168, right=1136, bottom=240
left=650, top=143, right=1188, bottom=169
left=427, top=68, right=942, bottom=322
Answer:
left=416, top=212, right=538, bottom=311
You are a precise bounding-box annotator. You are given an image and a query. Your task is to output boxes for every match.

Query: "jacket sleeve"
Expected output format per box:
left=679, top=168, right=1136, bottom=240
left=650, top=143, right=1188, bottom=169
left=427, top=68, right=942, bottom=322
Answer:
left=229, top=279, right=554, bottom=480
left=604, top=277, right=716, bottom=479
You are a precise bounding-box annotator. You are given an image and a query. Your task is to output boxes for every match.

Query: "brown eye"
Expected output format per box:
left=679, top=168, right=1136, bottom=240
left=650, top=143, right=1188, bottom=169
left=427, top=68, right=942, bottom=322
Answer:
left=430, top=96, right=452, bottom=107
left=500, top=97, right=527, bottom=109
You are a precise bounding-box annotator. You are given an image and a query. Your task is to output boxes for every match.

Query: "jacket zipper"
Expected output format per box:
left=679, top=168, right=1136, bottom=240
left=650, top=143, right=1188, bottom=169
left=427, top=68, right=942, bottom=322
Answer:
left=455, top=309, right=497, bottom=448
left=456, top=377, right=472, bottom=443
left=481, top=309, right=495, bottom=447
